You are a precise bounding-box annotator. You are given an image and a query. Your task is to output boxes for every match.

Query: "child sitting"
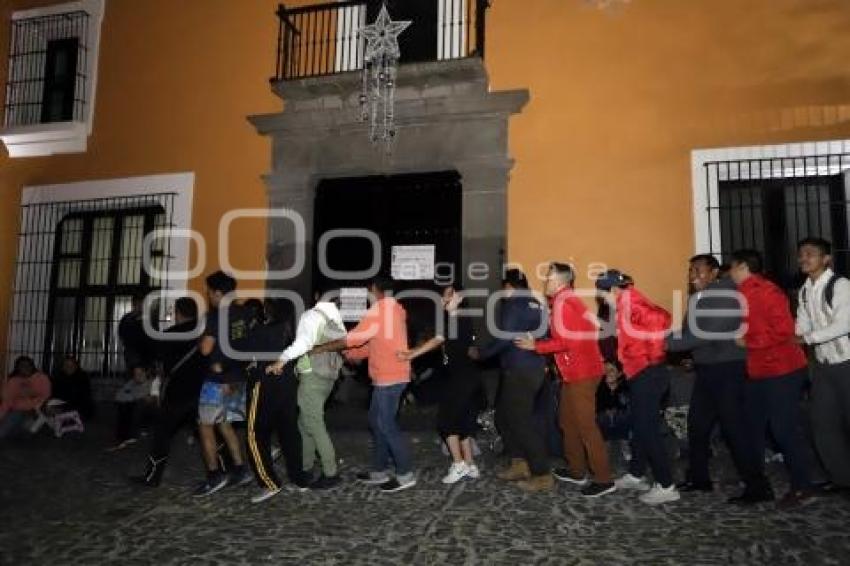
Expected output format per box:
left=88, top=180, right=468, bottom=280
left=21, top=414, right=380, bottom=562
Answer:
left=109, top=364, right=156, bottom=451
left=596, top=361, right=631, bottom=460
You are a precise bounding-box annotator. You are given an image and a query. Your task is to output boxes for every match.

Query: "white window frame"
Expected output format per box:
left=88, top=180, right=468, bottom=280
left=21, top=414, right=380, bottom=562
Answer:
left=6, top=173, right=195, bottom=374
left=0, top=0, right=105, bottom=158
left=691, top=138, right=850, bottom=256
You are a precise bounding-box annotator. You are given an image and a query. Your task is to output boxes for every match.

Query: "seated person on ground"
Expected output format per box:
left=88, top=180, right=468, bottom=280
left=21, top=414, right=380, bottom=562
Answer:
left=50, top=354, right=95, bottom=421
left=596, top=361, right=631, bottom=442
left=110, top=364, right=156, bottom=450
left=0, top=356, right=52, bottom=439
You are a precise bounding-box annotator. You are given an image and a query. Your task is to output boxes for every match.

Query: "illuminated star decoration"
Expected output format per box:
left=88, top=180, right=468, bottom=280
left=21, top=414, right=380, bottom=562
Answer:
left=357, top=4, right=412, bottom=153
left=359, top=4, right=412, bottom=63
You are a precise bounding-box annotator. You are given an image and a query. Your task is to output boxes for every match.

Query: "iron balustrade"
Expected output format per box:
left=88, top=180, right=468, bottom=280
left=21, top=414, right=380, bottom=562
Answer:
left=273, top=0, right=489, bottom=81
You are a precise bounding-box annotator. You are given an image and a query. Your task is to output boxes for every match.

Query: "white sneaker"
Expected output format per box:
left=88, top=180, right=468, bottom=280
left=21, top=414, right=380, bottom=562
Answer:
left=442, top=462, right=469, bottom=484
left=250, top=487, right=281, bottom=504
left=639, top=483, right=681, bottom=506
left=466, top=464, right=481, bottom=479
left=615, top=473, right=651, bottom=491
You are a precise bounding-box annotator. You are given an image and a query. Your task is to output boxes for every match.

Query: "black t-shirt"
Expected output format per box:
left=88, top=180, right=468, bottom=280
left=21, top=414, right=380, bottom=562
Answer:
left=50, top=369, right=95, bottom=420
left=156, top=319, right=203, bottom=397
left=243, top=321, right=295, bottom=382
left=118, top=311, right=154, bottom=369
left=203, top=305, right=250, bottom=383
left=440, top=312, right=476, bottom=373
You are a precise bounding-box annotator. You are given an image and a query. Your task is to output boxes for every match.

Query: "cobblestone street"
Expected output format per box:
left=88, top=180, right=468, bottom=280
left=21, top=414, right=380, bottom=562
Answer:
left=2, top=407, right=849, bottom=566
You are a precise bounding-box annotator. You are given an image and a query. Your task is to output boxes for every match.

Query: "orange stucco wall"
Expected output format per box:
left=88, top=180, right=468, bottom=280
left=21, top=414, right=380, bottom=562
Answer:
left=3, top=0, right=850, bottom=366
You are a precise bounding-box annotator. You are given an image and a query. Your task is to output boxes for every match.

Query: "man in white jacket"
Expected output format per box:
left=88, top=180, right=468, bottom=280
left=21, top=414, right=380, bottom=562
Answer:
left=796, top=237, right=850, bottom=491
left=268, top=293, right=346, bottom=489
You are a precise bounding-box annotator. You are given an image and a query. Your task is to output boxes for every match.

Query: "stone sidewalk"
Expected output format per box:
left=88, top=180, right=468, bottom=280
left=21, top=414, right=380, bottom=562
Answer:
left=1, top=408, right=849, bottom=566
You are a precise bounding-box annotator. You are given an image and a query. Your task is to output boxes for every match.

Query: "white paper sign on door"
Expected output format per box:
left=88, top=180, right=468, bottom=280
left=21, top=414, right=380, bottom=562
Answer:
left=391, top=245, right=435, bottom=281
left=339, top=287, right=369, bottom=322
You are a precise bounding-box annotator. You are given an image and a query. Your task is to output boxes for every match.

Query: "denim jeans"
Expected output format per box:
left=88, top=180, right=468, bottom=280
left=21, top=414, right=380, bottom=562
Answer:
left=368, top=383, right=413, bottom=477
left=0, top=411, right=28, bottom=439
left=688, top=361, right=764, bottom=489
left=745, top=369, right=812, bottom=491
left=811, top=360, right=850, bottom=487
left=628, top=364, right=674, bottom=487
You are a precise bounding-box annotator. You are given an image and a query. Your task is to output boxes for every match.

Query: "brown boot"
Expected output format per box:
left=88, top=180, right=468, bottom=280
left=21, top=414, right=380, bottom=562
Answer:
left=517, top=473, right=555, bottom=493
left=497, top=459, right=531, bottom=481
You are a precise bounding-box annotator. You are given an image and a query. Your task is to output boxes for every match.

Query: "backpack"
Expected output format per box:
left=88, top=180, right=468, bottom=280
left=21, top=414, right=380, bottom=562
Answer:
left=296, top=308, right=345, bottom=378
left=800, top=273, right=844, bottom=310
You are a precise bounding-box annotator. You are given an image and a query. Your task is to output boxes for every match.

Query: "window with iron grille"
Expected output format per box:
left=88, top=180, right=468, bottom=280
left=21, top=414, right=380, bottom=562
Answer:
left=703, top=155, right=850, bottom=293
left=47, top=207, right=170, bottom=377
left=4, top=13, right=88, bottom=126
left=7, top=192, right=178, bottom=395
left=0, top=0, right=104, bottom=157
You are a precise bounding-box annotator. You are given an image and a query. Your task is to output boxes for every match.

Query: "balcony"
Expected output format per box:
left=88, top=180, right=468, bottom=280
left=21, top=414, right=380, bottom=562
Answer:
left=273, top=0, right=489, bottom=82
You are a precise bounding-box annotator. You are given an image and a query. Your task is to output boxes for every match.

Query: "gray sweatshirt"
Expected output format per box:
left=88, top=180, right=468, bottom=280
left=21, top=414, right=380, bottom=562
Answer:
left=666, top=277, right=746, bottom=365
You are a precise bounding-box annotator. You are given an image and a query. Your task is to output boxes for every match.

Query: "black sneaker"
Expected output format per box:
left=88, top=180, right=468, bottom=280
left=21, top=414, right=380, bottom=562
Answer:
left=777, top=489, right=818, bottom=510
left=379, top=476, right=417, bottom=493
left=229, top=467, right=254, bottom=488
left=727, top=488, right=774, bottom=506
left=814, top=481, right=845, bottom=496
left=311, top=474, right=343, bottom=490
left=581, top=482, right=617, bottom=498
left=552, top=468, right=589, bottom=486
left=677, top=480, right=713, bottom=493
left=129, top=456, right=167, bottom=488
left=192, top=473, right=229, bottom=498
left=356, top=471, right=391, bottom=485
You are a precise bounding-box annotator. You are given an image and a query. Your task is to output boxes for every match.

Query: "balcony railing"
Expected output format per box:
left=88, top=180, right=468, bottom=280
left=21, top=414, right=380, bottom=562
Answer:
left=274, top=0, right=489, bottom=81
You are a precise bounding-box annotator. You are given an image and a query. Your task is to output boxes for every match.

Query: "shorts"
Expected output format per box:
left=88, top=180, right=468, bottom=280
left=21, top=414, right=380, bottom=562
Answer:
left=198, top=381, right=246, bottom=425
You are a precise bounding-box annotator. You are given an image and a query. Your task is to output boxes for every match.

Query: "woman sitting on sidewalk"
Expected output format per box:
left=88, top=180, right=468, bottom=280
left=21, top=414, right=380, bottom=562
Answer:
left=0, top=356, right=52, bottom=439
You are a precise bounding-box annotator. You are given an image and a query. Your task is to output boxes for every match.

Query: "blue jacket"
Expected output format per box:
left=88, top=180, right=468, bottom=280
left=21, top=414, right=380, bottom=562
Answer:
left=479, top=294, right=546, bottom=370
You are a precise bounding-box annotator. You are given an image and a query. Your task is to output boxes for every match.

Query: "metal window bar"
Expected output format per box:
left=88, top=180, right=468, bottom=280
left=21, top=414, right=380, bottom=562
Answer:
left=704, top=153, right=850, bottom=293
left=4, top=193, right=177, bottom=399
left=273, top=0, right=489, bottom=81
left=3, top=10, right=90, bottom=127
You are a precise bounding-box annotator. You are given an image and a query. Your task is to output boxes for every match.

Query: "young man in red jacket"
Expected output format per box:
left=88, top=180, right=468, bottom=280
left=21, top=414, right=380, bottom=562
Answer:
left=516, top=263, right=615, bottom=498
left=596, top=270, right=680, bottom=505
left=729, top=249, right=814, bottom=507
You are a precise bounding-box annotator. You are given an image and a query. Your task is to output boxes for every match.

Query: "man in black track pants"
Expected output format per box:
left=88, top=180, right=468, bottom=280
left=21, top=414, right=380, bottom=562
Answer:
left=244, top=299, right=310, bottom=504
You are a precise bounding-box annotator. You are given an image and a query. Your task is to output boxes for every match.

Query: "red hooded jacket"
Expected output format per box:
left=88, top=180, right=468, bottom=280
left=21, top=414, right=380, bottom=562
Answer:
left=615, top=287, right=671, bottom=379
left=535, top=287, right=604, bottom=382
left=738, top=275, right=807, bottom=379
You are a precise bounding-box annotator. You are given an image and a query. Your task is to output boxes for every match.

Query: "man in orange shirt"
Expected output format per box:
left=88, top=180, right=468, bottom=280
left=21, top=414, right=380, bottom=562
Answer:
left=314, top=277, right=415, bottom=493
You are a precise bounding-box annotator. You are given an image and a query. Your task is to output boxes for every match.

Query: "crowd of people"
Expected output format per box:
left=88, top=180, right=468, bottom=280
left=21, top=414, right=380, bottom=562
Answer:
left=2, top=235, right=849, bottom=510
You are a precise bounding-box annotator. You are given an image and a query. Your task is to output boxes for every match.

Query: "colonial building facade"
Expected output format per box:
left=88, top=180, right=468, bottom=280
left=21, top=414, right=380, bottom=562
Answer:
left=2, top=0, right=850, bottom=383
